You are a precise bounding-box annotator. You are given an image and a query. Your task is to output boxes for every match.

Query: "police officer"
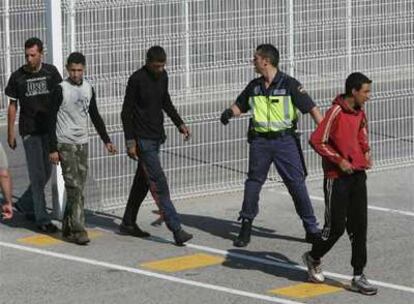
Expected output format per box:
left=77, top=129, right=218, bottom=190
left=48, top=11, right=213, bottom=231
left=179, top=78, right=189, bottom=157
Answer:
left=220, top=44, right=323, bottom=247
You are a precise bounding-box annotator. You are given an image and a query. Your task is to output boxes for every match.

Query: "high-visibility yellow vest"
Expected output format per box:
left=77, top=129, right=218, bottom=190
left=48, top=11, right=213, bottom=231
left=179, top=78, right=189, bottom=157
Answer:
left=248, top=95, right=298, bottom=133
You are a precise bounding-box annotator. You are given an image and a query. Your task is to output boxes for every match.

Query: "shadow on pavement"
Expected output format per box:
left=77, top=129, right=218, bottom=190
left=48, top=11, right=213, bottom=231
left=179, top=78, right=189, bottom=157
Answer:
left=179, top=213, right=308, bottom=244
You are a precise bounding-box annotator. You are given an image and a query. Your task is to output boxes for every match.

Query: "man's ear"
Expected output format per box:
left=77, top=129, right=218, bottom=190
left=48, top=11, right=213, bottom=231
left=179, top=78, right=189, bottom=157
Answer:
left=351, top=88, right=358, bottom=97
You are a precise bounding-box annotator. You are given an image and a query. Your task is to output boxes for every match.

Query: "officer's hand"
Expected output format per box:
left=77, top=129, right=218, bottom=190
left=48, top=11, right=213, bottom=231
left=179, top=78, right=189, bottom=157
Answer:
left=220, top=108, right=234, bottom=125
left=7, top=133, right=16, bottom=150
left=49, top=152, right=60, bottom=165
left=179, top=124, right=191, bottom=141
left=127, top=145, right=139, bottom=161
left=105, top=143, right=117, bottom=155
left=338, top=159, right=353, bottom=174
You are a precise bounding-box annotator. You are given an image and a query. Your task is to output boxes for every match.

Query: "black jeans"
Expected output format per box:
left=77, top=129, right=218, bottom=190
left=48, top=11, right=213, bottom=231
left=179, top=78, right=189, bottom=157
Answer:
left=122, top=139, right=181, bottom=232
left=122, top=161, right=150, bottom=225
left=311, top=171, right=368, bottom=275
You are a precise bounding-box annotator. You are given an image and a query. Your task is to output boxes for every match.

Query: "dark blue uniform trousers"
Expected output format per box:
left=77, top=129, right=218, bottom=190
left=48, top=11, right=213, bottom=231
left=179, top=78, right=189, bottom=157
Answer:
left=239, top=135, right=319, bottom=234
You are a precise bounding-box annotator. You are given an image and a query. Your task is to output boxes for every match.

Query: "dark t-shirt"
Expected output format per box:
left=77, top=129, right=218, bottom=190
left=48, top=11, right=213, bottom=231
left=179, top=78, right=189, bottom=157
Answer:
left=5, top=63, right=62, bottom=136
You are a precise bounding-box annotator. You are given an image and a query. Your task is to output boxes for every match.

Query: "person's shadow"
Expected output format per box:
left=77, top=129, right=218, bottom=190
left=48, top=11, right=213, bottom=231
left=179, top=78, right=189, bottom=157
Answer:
left=179, top=213, right=307, bottom=243
left=0, top=192, right=124, bottom=243
left=0, top=207, right=64, bottom=243
left=222, top=248, right=345, bottom=288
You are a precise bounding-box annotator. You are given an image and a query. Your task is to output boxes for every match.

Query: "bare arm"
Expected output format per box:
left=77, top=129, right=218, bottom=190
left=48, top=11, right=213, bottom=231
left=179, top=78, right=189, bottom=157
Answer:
left=309, top=106, right=323, bottom=125
left=230, top=104, right=242, bottom=117
left=7, top=101, right=17, bottom=149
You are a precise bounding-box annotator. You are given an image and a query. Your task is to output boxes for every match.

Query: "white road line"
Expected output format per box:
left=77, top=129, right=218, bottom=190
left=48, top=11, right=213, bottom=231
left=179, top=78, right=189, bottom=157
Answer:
left=0, top=240, right=303, bottom=304
left=94, top=227, right=414, bottom=294
left=271, top=190, right=414, bottom=217
left=184, top=243, right=414, bottom=294
left=308, top=194, right=414, bottom=217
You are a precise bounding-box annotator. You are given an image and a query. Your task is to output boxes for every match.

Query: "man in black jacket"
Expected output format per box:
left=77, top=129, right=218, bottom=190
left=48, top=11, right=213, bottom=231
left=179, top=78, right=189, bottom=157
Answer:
left=120, top=46, right=193, bottom=246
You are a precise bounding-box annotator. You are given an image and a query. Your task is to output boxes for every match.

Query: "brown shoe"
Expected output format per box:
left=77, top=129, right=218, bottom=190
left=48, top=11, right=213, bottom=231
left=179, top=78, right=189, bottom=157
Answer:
left=76, top=231, right=90, bottom=245
left=63, top=231, right=90, bottom=245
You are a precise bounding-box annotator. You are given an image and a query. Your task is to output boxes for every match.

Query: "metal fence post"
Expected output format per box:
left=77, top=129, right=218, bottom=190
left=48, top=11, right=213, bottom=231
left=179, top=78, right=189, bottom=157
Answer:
left=346, top=0, right=352, bottom=73
left=288, top=0, right=294, bottom=76
left=184, top=0, right=190, bottom=92
left=4, top=0, right=11, bottom=84
left=46, top=0, right=66, bottom=220
left=69, top=0, right=76, bottom=52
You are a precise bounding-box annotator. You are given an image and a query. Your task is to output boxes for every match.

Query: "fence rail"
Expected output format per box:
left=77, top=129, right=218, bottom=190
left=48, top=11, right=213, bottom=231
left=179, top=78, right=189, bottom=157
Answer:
left=1, top=0, right=413, bottom=211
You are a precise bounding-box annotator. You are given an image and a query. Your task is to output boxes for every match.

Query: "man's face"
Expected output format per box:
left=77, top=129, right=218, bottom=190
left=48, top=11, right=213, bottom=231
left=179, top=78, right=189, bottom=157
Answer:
left=25, top=45, right=43, bottom=71
left=353, top=83, right=371, bottom=107
left=252, top=52, right=267, bottom=74
left=147, top=61, right=166, bottom=77
left=67, top=63, right=85, bottom=84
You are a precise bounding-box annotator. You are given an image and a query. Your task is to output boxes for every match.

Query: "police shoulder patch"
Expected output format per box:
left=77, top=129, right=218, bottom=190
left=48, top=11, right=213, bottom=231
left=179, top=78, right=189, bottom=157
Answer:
left=298, top=85, right=307, bottom=94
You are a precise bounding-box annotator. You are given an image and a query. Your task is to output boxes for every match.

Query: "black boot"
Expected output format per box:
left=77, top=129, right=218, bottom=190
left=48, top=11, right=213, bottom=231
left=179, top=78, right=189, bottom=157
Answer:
left=119, top=222, right=150, bottom=238
left=173, top=229, right=193, bottom=246
left=233, top=218, right=252, bottom=247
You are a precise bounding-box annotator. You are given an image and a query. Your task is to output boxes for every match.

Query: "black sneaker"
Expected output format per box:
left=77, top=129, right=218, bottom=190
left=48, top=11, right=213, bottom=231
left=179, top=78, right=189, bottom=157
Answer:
left=350, top=274, right=378, bottom=295
left=233, top=218, right=252, bottom=247
left=305, top=231, right=322, bottom=244
left=119, top=223, right=150, bottom=238
left=37, top=222, right=58, bottom=234
left=173, top=229, right=193, bottom=246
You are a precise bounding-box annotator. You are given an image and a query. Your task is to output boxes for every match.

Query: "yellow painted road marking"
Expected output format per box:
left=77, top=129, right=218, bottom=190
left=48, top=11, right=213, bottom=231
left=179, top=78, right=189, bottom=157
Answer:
left=17, top=234, right=62, bottom=246
left=17, top=229, right=103, bottom=246
left=87, top=229, right=103, bottom=239
left=269, top=283, right=343, bottom=299
left=141, top=253, right=225, bottom=272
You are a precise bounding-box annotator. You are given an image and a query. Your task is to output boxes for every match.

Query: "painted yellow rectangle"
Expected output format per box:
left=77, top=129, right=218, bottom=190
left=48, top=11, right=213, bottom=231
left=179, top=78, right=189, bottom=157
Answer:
left=141, top=253, right=225, bottom=272
left=269, top=283, right=343, bottom=299
left=18, top=234, right=62, bottom=246
left=17, top=229, right=104, bottom=246
left=86, top=229, right=103, bottom=238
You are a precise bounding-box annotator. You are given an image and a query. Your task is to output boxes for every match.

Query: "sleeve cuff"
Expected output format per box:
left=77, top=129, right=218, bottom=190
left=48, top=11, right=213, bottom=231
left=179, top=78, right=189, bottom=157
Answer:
left=126, top=139, right=136, bottom=149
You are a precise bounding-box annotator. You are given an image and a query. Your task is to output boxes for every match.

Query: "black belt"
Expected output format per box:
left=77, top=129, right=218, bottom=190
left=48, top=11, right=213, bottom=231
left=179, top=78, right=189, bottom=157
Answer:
left=254, top=128, right=295, bottom=139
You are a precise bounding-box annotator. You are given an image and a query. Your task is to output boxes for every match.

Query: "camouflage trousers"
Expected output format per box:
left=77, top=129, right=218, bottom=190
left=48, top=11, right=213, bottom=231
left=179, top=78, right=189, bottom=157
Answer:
left=58, top=143, right=88, bottom=236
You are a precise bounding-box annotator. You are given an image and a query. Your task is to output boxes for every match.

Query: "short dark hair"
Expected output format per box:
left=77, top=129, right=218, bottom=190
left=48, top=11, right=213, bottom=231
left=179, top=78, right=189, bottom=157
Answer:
left=67, top=52, right=86, bottom=66
left=25, top=37, right=43, bottom=52
left=345, top=72, right=372, bottom=96
left=256, top=44, right=280, bottom=67
left=146, top=46, right=167, bottom=63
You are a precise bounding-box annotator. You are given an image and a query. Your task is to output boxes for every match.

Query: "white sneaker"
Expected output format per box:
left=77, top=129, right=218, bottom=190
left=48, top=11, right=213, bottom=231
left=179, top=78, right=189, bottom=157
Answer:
left=302, top=251, right=325, bottom=283
left=351, top=274, right=378, bottom=295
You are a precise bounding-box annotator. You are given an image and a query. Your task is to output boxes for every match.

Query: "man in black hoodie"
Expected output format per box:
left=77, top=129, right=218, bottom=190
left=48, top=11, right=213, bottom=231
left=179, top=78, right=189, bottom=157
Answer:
left=120, top=46, right=193, bottom=246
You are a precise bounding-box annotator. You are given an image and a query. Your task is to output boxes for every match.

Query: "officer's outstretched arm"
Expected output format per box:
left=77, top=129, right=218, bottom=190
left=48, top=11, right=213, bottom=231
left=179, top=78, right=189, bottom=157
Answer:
left=220, top=104, right=242, bottom=125
left=309, top=106, right=323, bottom=125
left=230, top=104, right=242, bottom=117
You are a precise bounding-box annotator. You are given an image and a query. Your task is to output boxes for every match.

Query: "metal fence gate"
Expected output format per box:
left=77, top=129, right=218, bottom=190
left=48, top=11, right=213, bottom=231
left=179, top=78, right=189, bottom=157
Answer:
left=1, top=0, right=413, bottom=211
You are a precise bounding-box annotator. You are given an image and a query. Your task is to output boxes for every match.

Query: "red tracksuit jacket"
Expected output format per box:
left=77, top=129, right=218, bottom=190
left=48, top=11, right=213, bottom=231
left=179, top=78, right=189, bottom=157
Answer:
left=310, top=94, right=370, bottom=178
